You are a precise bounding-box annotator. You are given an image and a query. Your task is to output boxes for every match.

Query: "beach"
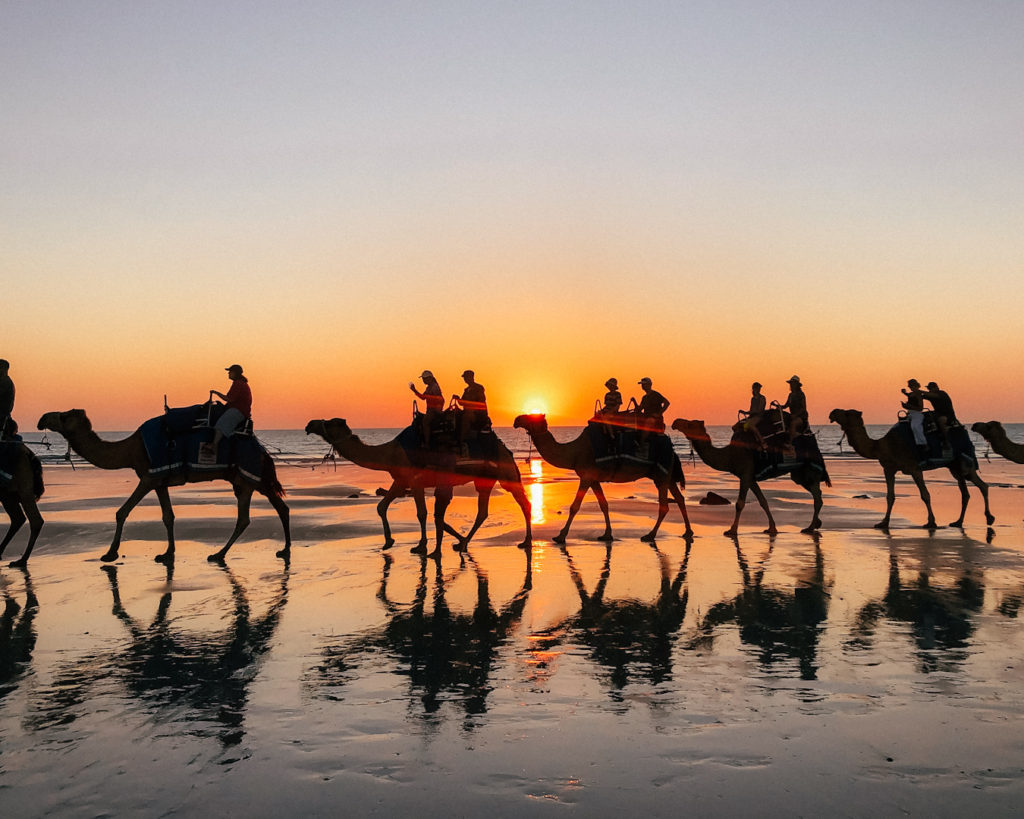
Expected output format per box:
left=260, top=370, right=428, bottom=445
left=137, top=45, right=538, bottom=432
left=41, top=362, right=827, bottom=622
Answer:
left=3, top=446, right=1024, bottom=817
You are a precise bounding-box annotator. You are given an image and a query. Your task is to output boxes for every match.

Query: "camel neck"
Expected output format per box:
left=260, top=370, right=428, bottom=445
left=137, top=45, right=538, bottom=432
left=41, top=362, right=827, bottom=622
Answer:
left=686, top=435, right=730, bottom=471
left=331, top=432, right=394, bottom=471
left=841, top=421, right=880, bottom=460
left=65, top=427, right=143, bottom=471
left=526, top=427, right=578, bottom=470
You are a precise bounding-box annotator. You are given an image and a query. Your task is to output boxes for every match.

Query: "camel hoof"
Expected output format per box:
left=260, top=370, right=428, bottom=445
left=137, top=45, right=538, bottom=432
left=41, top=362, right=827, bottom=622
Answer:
left=517, top=540, right=532, bottom=550
left=9, top=559, right=27, bottom=569
left=724, top=529, right=738, bottom=537
left=597, top=533, right=614, bottom=542
left=986, top=513, right=996, bottom=525
left=427, top=549, right=442, bottom=560
left=552, top=534, right=567, bottom=545
left=452, top=542, right=468, bottom=553
left=275, top=548, right=290, bottom=560
left=382, top=540, right=395, bottom=551
left=410, top=545, right=428, bottom=555
left=207, top=553, right=227, bottom=564
left=948, top=521, right=964, bottom=529
left=682, top=529, right=694, bottom=539
left=640, top=533, right=656, bottom=542
left=873, top=522, right=890, bottom=531
left=154, top=553, right=174, bottom=564
left=100, top=551, right=119, bottom=563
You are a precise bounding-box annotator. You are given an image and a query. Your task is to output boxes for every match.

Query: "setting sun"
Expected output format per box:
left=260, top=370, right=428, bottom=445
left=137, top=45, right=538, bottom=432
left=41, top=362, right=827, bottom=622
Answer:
left=523, top=398, right=549, bottom=416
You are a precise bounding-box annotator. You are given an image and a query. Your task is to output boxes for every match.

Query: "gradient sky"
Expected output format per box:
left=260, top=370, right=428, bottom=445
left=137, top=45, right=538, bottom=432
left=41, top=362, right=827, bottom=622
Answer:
left=3, top=1, right=1022, bottom=429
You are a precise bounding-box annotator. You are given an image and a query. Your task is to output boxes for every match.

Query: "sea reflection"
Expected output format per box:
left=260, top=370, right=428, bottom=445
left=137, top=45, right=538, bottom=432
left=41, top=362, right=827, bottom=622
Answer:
left=310, top=550, right=532, bottom=729
left=28, top=563, right=289, bottom=749
left=693, top=536, right=831, bottom=680
left=847, top=537, right=984, bottom=674
left=0, top=569, right=37, bottom=704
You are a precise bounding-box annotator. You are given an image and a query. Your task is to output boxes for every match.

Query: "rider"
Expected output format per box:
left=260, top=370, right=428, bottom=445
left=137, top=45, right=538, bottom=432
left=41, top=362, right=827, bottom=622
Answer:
left=780, top=375, right=808, bottom=444
left=409, top=370, right=444, bottom=447
left=921, top=380, right=959, bottom=451
left=601, top=378, right=623, bottom=414
left=901, top=378, right=928, bottom=458
left=203, top=364, right=252, bottom=458
left=0, top=359, right=14, bottom=440
left=454, top=369, right=487, bottom=453
left=733, top=381, right=766, bottom=449
left=637, top=377, right=670, bottom=434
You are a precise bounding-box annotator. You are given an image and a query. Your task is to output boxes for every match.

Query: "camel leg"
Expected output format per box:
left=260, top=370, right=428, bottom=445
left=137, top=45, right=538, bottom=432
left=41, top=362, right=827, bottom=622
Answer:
left=750, top=482, right=778, bottom=536
left=592, top=482, right=614, bottom=541
left=875, top=468, right=897, bottom=530
left=429, top=485, right=453, bottom=559
left=450, top=481, right=494, bottom=552
left=409, top=488, right=430, bottom=553
left=909, top=471, right=937, bottom=529
left=669, top=481, right=693, bottom=537
left=0, top=496, right=26, bottom=561
left=208, top=487, right=252, bottom=562
left=376, top=481, right=403, bottom=550
left=103, top=481, right=154, bottom=562
left=554, top=481, right=593, bottom=544
left=962, top=469, right=994, bottom=527
left=265, top=489, right=291, bottom=560
left=948, top=477, right=970, bottom=528
left=801, top=478, right=824, bottom=533
left=500, top=478, right=533, bottom=549
left=153, top=486, right=176, bottom=564
left=8, top=496, right=44, bottom=568
left=641, top=481, right=670, bottom=542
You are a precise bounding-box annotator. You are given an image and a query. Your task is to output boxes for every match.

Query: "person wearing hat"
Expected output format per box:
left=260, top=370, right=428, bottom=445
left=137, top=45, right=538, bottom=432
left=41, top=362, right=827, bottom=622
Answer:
left=203, top=364, right=252, bottom=458
left=780, top=375, right=808, bottom=444
left=733, top=381, right=766, bottom=449
left=900, top=378, right=928, bottom=454
left=601, top=378, right=623, bottom=415
left=455, top=369, right=488, bottom=453
left=636, top=377, right=670, bottom=433
left=409, top=370, right=444, bottom=447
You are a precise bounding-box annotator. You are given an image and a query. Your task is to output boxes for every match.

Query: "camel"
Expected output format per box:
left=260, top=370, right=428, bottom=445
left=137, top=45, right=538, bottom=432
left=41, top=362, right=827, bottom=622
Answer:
left=305, top=418, right=532, bottom=557
left=972, top=421, right=1024, bottom=464
left=0, top=441, right=44, bottom=567
left=512, top=413, right=692, bottom=542
left=672, top=418, right=830, bottom=535
left=37, top=409, right=290, bottom=563
left=829, top=409, right=993, bottom=530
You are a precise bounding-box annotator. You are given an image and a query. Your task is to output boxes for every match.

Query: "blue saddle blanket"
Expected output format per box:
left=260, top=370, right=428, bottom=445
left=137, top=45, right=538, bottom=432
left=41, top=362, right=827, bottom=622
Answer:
left=893, top=418, right=976, bottom=467
left=140, top=405, right=266, bottom=483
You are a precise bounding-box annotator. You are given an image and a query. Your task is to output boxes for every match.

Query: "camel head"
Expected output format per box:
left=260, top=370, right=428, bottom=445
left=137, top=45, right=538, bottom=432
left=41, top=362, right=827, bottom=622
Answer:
left=971, top=421, right=1002, bottom=441
left=828, top=408, right=864, bottom=430
left=512, top=413, right=548, bottom=435
left=38, top=409, right=92, bottom=436
left=671, top=418, right=708, bottom=440
left=305, top=418, right=352, bottom=444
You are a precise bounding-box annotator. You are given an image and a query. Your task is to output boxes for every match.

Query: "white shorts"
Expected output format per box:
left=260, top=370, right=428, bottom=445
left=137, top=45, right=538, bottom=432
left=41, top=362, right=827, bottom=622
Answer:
left=215, top=407, right=246, bottom=437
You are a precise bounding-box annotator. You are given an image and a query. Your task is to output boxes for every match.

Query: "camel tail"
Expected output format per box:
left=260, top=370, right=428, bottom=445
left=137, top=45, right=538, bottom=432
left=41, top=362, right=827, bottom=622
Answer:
left=262, top=456, right=287, bottom=499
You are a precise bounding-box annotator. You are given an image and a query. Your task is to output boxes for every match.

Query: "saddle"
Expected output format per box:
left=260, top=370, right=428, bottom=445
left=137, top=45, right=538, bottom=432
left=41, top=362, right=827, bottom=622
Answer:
left=140, top=404, right=264, bottom=481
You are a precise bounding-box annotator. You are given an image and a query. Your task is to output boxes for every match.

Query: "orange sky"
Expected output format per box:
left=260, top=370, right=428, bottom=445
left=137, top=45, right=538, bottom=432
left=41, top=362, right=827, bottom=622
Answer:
left=4, top=5, right=1023, bottom=430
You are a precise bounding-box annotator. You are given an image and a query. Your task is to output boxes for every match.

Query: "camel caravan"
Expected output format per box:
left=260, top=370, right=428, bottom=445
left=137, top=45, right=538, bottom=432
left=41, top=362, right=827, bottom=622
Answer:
left=0, top=360, right=1018, bottom=568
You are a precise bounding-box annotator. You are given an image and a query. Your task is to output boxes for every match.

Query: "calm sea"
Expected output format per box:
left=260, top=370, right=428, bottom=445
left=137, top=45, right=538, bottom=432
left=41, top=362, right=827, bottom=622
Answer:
left=19, top=423, right=1022, bottom=469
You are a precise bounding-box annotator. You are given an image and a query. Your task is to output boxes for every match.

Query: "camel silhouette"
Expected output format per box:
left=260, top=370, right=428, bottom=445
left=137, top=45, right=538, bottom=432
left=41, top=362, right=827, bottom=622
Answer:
left=0, top=441, right=44, bottom=567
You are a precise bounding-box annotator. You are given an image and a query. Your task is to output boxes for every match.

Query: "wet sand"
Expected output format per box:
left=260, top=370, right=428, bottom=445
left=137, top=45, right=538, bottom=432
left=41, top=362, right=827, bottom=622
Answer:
left=3, top=454, right=1024, bottom=816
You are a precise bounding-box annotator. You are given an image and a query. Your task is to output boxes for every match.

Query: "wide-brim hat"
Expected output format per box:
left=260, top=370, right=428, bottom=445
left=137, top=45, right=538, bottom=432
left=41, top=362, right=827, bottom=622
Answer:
left=420, top=370, right=434, bottom=379
left=787, top=375, right=801, bottom=385
left=605, top=378, right=618, bottom=388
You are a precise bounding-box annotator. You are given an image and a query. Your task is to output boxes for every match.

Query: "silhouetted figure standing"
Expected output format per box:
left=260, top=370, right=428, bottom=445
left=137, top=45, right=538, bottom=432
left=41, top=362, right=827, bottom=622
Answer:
left=0, top=359, right=15, bottom=440
left=204, top=364, right=252, bottom=458
left=922, top=381, right=958, bottom=451
left=780, top=375, right=808, bottom=443
left=409, top=370, right=443, bottom=448
left=901, top=378, right=927, bottom=458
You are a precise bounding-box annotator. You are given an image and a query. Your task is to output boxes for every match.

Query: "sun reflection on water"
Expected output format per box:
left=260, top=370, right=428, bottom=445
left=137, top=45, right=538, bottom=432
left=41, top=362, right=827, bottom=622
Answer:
left=527, top=457, right=546, bottom=525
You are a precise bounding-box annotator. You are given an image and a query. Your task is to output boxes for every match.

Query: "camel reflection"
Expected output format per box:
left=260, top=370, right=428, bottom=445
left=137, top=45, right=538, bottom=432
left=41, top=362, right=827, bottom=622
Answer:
left=848, top=539, right=983, bottom=673
left=29, top=564, right=288, bottom=747
left=311, top=550, right=531, bottom=726
left=0, top=569, right=38, bottom=703
left=693, top=537, right=830, bottom=680
left=533, top=542, right=692, bottom=697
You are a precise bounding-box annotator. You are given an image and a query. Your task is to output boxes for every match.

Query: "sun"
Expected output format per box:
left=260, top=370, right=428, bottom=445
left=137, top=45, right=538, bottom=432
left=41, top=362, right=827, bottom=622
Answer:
left=523, top=397, right=548, bottom=415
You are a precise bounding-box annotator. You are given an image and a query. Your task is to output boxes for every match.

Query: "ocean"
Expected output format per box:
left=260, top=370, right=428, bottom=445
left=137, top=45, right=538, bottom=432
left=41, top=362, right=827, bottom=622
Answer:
left=18, top=422, right=1022, bottom=470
